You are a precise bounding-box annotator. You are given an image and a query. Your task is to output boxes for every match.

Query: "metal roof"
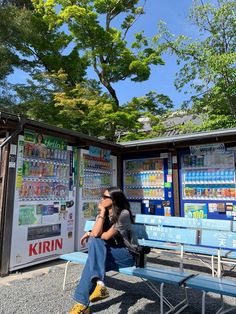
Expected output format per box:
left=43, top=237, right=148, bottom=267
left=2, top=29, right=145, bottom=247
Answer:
left=121, top=127, right=236, bottom=148
left=0, top=111, right=123, bottom=151
left=2, top=111, right=236, bottom=153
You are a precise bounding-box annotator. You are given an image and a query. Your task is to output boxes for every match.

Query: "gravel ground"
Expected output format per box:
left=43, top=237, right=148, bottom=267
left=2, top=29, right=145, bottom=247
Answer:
left=0, top=251, right=236, bottom=314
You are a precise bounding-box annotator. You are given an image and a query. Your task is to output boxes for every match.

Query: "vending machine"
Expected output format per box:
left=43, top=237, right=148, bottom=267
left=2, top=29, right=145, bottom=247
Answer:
left=179, top=143, right=236, bottom=220
left=10, top=130, right=76, bottom=271
left=123, top=153, right=174, bottom=216
left=76, top=147, right=117, bottom=250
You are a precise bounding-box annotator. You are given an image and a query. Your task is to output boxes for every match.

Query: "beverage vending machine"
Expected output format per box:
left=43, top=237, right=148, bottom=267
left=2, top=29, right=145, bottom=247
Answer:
left=123, top=153, right=174, bottom=216
left=76, top=147, right=117, bottom=250
left=10, top=130, right=76, bottom=271
left=179, top=143, right=236, bottom=220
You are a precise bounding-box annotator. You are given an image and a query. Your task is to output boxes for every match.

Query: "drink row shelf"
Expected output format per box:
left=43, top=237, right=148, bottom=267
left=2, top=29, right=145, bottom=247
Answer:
left=125, top=187, right=164, bottom=199
left=184, top=186, right=235, bottom=198
left=19, top=180, right=69, bottom=200
left=24, top=142, right=69, bottom=161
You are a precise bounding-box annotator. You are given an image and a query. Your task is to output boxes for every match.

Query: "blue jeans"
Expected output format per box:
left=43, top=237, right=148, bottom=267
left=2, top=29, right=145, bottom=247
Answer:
left=74, top=237, right=135, bottom=305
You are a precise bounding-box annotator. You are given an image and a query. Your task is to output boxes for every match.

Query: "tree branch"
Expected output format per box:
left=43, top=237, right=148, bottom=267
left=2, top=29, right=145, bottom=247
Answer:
left=122, top=0, right=147, bottom=40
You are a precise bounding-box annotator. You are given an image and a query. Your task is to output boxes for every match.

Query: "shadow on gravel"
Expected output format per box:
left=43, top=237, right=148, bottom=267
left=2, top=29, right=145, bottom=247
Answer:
left=90, top=274, right=225, bottom=314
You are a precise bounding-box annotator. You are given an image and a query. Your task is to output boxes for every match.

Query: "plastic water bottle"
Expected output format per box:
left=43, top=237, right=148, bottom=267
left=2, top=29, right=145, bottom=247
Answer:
left=220, top=170, right=224, bottom=182
left=196, top=171, right=200, bottom=182
left=185, top=172, right=189, bottom=182
left=199, top=171, right=203, bottom=183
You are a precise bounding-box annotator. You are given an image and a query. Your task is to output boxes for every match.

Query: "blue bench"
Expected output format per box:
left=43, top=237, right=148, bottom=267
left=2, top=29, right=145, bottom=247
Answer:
left=135, top=214, right=236, bottom=277
left=186, top=275, right=236, bottom=314
left=60, top=220, right=194, bottom=314
left=60, top=218, right=236, bottom=314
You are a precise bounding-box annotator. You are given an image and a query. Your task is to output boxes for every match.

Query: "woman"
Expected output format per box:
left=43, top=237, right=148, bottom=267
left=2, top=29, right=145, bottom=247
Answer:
left=69, top=187, right=136, bottom=314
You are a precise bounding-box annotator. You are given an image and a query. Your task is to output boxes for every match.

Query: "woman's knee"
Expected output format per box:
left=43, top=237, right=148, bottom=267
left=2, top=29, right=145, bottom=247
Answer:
left=88, top=237, right=105, bottom=248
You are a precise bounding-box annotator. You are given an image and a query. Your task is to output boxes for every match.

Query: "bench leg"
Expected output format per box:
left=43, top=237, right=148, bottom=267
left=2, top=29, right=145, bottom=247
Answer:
left=217, top=307, right=236, bottom=314
left=63, top=261, right=70, bottom=291
left=201, top=292, right=236, bottom=314
left=143, top=279, right=189, bottom=314
left=216, top=295, right=225, bottom=314
left=180, top=245, right=184, bottom=272
left=160, top=283, right=189, bottom=314
left=202, top=291, right=206, bottom=314
left=160, top=283, right=175, bottom=314
left=216, top=295, right=236, bottom=314
left=217, top=249, right=222, bottom=278
left=143, top=280, right=174, bottom=312
left=211, top=255, right=215, bottom=277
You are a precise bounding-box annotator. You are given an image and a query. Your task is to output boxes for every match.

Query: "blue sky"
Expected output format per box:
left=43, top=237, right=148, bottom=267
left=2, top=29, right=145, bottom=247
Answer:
left=9, top=0, right=198, bottom=109
left=111, top=0, right=198, bottom=108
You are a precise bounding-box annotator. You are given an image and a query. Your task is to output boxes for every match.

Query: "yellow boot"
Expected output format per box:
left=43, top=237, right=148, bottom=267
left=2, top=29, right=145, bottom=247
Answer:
left=89, top=284, right=110, bottom=302
left=69, top=303, right=90, bottom=314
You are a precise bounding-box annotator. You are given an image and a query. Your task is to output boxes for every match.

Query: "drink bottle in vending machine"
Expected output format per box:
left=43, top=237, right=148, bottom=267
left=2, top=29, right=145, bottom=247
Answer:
left=123, top=155, right=174, bottom=216
left=179, top=144, right=236, bottom=220
left=76, top=148, right=117, bottom=251
left=10, top=131, right=76, bottom=271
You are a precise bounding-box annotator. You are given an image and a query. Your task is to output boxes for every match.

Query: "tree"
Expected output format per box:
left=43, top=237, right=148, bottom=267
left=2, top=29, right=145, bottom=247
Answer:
left=159, top=0, right=236, bottom=130
left=0, top=0, right=33, bottom=8
left=0, top=1, right=173, bottom=141
left=31, top=0, right=172, bottom=140
left=0, top=3, right=89, bottom=118
left=52, top=73, right=172, bottom=140
left=33, top=0, right=163, bottom=107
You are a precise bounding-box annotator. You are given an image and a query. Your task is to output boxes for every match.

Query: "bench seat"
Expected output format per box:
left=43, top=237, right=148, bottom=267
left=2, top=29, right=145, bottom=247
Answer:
left=187, top=274, right=236, bottom=297
left=60, top=251, right=88, bottom=265
left=60, top=251, right=191, bottom=314
left=119, top=266, right=192, bottom=313
left=119, top=266, right=193, bottom=286
left=60, top=252, right=88, bottom=290
left=186, top=274, right=236, bottom=314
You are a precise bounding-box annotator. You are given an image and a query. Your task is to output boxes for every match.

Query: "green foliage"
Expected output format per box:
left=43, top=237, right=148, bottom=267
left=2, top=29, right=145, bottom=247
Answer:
left=159, top=0, right=236, bottom=129
left=0, top=0, right=33, bottom=9
left=199, top=115, right=236, bottom=130
left=32, top=0, right=164, bottom=109
left=0, top=1, right=171, bottom=142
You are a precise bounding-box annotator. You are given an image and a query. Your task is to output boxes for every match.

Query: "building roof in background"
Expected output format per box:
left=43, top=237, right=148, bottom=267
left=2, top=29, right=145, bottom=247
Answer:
left=138, top=111, right=202, bottom=136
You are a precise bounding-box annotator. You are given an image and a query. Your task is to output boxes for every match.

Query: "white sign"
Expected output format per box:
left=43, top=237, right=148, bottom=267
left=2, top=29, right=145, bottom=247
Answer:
left=190, top=143, right=225, bottom=155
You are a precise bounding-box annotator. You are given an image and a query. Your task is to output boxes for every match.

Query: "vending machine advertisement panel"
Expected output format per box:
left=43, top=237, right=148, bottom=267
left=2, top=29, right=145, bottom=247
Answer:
left=179, top=143, right=236, bottom=220
left=76, top=147, right=117, bottom=251
left=123, top=153, right=174, bottom=216
left=10, top=130, right=76, bottom=270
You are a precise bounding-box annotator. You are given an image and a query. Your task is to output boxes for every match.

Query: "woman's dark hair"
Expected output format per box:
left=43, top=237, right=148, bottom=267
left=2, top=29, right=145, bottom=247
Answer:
left=107, top=187, right=134, bottom=223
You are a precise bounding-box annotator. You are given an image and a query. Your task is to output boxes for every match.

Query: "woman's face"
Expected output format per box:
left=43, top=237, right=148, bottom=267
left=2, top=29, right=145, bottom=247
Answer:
left=101, top=189, right=113, bottom=210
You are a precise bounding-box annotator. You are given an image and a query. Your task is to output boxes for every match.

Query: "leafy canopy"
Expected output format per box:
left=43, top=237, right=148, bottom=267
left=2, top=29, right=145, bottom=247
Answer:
left=159, top=0, right=236, bottom=131
left=26, top=0, right=171, bottom=140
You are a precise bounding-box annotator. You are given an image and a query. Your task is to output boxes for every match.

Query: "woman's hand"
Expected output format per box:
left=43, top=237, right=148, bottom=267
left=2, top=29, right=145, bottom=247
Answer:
left=80, top=232, right=90, bottom=247
left=98, top=198, right=111, bottom=215
left=98, top=202, right=106, bottom=216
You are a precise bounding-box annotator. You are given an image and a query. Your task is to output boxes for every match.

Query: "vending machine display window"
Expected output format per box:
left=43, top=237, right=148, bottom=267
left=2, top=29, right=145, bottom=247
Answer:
left=181, top=151, right=235, bottom=200
left=10, top=130, right=75, bottom=271
left=124, top=158, right=165, bottom=200
left=19, top=139, right=71, bottom=201
left=82, top=154, right=113, bottom=200
left=76, top=149, right=117, bottom=250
